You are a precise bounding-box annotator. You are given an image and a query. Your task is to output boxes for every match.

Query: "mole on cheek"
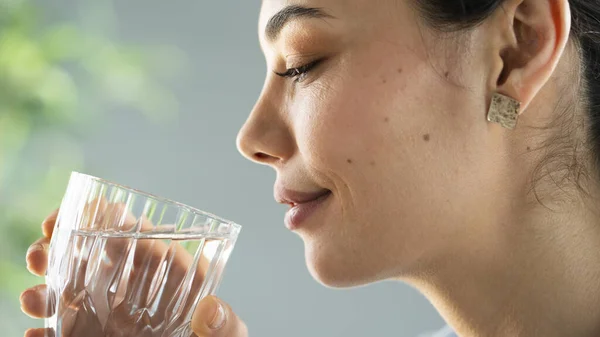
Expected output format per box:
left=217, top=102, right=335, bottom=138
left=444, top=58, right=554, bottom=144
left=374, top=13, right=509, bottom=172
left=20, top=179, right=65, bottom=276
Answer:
left=384, top=117, right=390, bottom=123
left=370, top=161, right=376, bottom=167
left=398, top=68, right=403, bottom=74
left=347, top=159, right=353, bottom=164
left=444, top=71, right=450, bottom=78
left=423, top=134, right=431, bottom=142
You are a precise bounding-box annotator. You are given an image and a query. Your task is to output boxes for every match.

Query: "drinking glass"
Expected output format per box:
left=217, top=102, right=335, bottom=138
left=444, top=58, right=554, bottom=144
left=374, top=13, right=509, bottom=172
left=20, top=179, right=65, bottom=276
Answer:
left=44, top=172, right=241, bottom=337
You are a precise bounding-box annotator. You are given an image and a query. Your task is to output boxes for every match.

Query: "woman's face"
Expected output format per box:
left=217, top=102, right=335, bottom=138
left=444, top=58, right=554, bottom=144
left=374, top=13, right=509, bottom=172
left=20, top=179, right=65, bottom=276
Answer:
left=237, top=0, right=508, bottom=287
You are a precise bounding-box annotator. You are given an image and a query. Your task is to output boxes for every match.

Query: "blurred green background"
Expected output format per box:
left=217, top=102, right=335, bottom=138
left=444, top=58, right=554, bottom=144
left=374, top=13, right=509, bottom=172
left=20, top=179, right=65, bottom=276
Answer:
left=0, top=0, right=180, bottom=334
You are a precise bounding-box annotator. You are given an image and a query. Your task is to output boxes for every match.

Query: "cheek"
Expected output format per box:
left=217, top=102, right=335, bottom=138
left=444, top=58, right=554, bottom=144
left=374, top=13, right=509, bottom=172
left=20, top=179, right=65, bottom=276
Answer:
left=292, top=47, right=435, bottom=181
left=292, top=42, right=493, bottom=223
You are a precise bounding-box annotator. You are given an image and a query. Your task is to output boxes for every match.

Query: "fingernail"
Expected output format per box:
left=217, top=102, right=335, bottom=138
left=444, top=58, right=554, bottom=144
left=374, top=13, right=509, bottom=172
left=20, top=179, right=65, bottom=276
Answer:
left=20, top=289, right=35, bottom=310
left=42, top=218, right=55, bottom=237
left=198, top=297, right=227, bottom=330
left=27, top=243, right=44, bottom=254
left=26, top=244, right=45, bottom=273
left=209, top=299, right=226, bottom=330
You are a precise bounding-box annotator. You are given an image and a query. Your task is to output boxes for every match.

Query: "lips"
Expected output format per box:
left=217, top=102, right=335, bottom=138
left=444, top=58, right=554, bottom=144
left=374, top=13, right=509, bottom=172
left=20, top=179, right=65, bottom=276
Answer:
left=275, top=185, right=332, bottom=230
left=275, top=186, right=330, bottom=206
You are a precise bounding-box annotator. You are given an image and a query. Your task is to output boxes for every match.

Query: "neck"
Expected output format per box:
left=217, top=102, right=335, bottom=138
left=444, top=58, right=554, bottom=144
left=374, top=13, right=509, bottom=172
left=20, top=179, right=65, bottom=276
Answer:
left=410, top=194, right=600, bottom=337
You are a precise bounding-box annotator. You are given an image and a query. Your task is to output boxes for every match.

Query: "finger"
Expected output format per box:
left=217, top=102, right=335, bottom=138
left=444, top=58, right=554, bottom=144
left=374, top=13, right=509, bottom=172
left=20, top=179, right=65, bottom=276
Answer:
left=81, top=197, right=108, bottom=230
left=24, top=328, right=55, bottom=337
left=191, top=296, right=248, bottom=337
left=58, top=292, right=105, bottom=337
left=42, top=209, right=60, bottom=238
left=20, top=284, right=52, bottom=318
left=101, top=202, right=139, bottom=231
left=26, top=237, right=50, bottom=276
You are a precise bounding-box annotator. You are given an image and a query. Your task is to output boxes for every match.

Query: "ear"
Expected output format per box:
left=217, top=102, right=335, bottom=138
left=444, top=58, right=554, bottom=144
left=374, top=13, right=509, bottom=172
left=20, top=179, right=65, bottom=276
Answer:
left=489, top=0, right=571, bottom=113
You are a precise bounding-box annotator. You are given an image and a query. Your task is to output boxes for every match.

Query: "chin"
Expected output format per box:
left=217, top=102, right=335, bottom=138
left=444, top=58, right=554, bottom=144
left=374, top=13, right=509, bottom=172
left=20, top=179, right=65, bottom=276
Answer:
left=303, top=241, right=384, bottom=289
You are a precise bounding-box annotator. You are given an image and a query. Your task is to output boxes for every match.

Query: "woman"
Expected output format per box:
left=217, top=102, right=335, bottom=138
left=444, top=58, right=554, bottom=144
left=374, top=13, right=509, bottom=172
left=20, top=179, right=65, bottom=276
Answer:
left=19, top=0, right=600, bottom=336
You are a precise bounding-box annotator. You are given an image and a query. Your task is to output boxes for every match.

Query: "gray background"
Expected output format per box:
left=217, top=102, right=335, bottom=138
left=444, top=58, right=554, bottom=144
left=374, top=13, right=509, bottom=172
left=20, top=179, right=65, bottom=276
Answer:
left=35, top=1, right=445, bottom=336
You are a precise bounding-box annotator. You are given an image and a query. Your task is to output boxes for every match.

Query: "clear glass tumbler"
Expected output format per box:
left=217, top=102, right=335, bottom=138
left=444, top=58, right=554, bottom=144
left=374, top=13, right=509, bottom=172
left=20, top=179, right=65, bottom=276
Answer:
left=45, top=172, right=241, bottom=337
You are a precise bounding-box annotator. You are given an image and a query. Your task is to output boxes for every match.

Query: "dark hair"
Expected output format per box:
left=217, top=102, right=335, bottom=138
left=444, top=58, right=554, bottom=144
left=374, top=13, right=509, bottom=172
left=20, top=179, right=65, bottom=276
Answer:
left=415, top=0, right=600, bottom=201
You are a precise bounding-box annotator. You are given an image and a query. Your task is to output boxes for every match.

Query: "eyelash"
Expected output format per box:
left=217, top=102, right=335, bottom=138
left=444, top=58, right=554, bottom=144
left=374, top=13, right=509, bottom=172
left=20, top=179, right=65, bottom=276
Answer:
left=274, top=60, right=321, bottom=83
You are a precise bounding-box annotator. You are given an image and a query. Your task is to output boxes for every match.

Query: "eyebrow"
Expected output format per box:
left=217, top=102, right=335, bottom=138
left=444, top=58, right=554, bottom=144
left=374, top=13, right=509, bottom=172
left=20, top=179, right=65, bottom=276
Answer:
left=265, top=5, right=334, bottom=41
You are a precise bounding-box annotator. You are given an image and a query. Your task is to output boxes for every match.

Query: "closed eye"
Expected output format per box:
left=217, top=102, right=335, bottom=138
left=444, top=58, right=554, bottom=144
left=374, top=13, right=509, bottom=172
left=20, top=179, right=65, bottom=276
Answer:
left=274, top=60, right=322, bottom=83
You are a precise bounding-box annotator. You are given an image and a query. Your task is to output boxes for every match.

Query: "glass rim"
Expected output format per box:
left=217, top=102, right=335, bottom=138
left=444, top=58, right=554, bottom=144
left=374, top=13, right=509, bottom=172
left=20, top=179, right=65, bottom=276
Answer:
left=72, top=171, right=241, bottom=231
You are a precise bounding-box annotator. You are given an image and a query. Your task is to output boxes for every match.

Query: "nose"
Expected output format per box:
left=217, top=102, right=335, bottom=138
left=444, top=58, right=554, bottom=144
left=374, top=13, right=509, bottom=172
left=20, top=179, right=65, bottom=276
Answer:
left=236, top=88, right=294, bottom=166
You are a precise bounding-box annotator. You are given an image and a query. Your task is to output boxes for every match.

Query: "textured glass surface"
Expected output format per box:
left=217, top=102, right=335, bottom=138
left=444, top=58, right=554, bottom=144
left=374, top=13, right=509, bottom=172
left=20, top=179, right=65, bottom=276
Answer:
left=45, top=172, right=241, bottom=337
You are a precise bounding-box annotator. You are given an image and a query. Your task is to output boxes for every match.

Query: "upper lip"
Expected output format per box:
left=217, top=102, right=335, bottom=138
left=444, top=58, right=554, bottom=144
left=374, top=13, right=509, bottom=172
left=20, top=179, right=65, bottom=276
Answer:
left=274, top=185, right=331, bottom=207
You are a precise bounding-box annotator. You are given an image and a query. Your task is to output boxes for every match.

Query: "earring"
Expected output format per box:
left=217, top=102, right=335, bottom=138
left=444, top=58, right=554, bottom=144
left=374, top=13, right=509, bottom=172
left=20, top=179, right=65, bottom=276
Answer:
left=486, top=93, right=521, bottom=130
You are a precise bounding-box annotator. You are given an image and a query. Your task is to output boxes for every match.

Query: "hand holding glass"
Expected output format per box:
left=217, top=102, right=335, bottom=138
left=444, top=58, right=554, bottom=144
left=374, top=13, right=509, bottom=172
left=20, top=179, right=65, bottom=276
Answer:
left=44, top=173, right=241, bottom=337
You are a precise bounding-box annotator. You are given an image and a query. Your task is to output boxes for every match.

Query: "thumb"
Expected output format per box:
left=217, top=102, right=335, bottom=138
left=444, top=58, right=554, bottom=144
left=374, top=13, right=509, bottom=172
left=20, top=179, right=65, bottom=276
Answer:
left=191, top=296, right=248, bottom=337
